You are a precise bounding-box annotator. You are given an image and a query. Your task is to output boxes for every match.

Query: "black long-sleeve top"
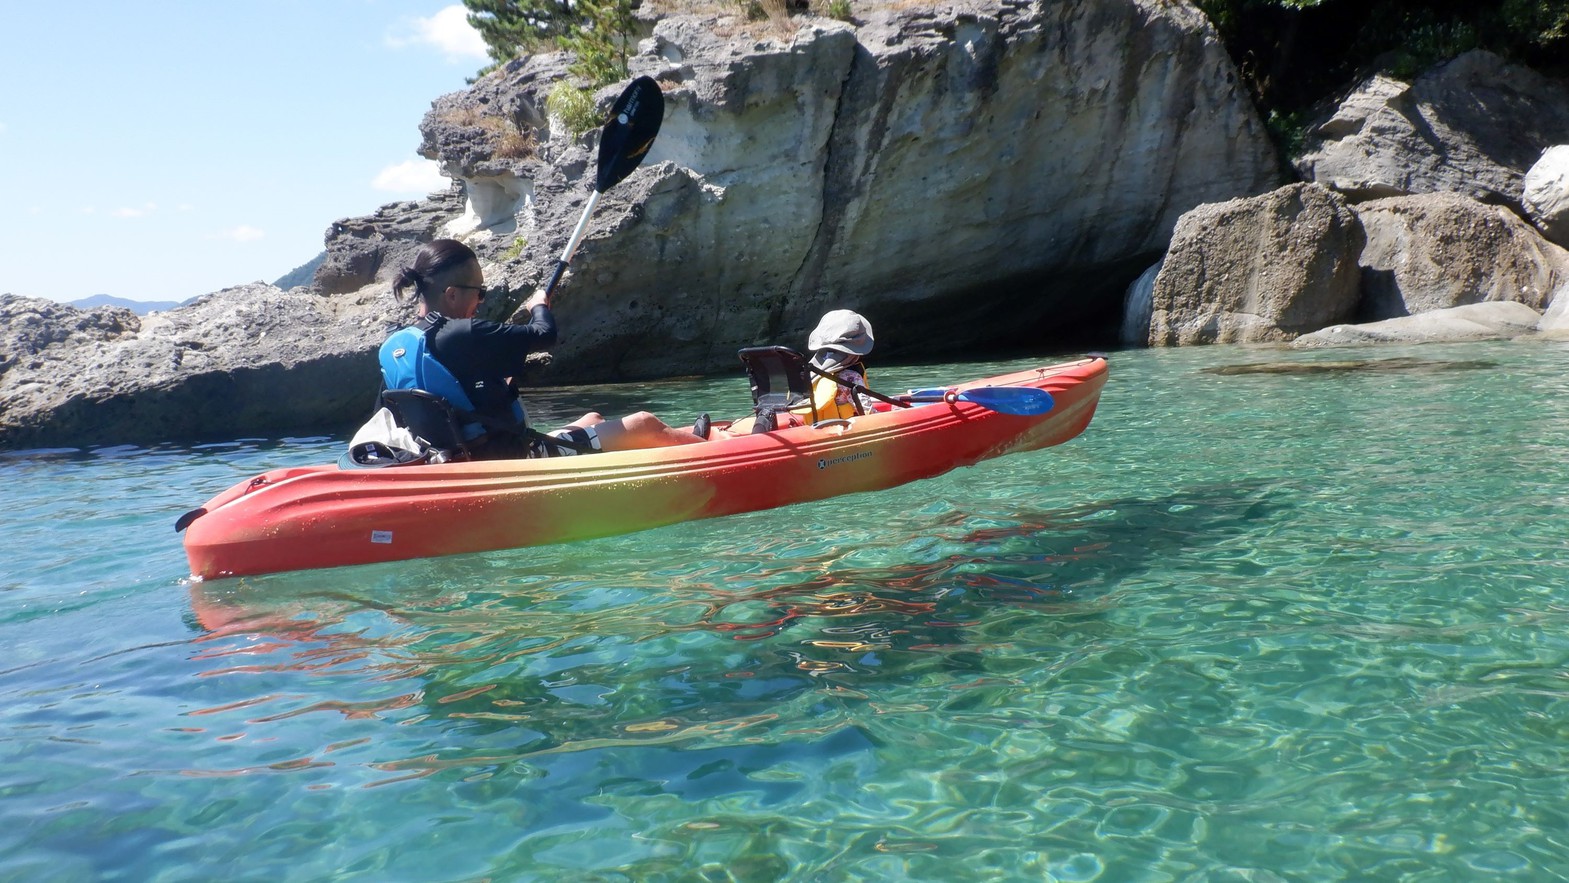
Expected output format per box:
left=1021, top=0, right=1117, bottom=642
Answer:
left=425, top=305, right=557, bottom=421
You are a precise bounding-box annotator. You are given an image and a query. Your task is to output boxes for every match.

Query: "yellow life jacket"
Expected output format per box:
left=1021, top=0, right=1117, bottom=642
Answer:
left=796, top=367, right=869, bottom=420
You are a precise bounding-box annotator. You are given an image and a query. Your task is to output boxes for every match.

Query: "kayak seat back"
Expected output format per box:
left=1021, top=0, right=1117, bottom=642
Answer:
left=378, top=388, right=477, bottom=460
left=737, top=346, right=819, bottom=433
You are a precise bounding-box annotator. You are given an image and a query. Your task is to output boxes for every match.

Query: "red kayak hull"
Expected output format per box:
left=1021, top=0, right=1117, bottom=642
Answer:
left=182, top=357, right=1107, bottom=579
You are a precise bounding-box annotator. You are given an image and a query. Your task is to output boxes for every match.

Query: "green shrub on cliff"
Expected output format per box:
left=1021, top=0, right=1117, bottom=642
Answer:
left=546, top=81, right=601, bottom=136
left=464, top=0, right=635, bottom=87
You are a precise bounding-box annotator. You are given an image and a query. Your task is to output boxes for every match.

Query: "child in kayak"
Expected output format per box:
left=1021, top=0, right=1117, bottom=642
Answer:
left=801, top=309, right=876, bottom=420
left=707, top=309, right=879, bottom=437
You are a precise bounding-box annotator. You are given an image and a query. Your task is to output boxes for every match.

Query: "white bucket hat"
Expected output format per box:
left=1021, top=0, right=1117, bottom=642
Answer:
left=807, top=310, right=874, bottom=371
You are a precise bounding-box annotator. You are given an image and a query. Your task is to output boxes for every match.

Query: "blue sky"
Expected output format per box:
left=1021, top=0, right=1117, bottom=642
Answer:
left=0, top=2, right=489, bottom=303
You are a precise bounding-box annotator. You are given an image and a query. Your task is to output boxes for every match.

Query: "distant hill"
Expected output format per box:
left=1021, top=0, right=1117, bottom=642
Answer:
left=274, top=251, right=326, bottom=291
left=69, top=294, right=185, bottom=315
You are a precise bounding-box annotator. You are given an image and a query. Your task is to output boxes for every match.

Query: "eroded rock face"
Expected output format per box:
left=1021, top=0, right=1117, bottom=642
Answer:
left=3, top=0, right=1281, bottom=448
left=0, top=287, right=386, bottom=449
left=1523, top=145, right=1569, bottom=247
left=1353, top=192, right=1569, bottom=320
left=398, top=0, right=1279, bottom=377
left=1295, top=50, right=1569, bottom=207
left=1146, top=184, right=1365, bottom=345
left=0, top=297, right=140, bottom=377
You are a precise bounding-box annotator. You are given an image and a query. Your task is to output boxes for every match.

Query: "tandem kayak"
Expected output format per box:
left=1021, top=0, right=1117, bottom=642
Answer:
left=180, top=356, right=1107, bottom=579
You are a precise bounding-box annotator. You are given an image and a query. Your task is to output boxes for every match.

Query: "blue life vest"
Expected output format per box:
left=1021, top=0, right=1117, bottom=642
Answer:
left=379, top=317, right=525, bottom=440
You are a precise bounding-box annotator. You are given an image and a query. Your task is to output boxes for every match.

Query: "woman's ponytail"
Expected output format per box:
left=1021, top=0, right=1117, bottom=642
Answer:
left=391, top=239, right=478, bottom=306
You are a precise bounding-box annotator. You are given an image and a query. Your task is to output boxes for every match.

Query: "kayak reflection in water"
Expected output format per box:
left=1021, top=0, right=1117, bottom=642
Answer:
left=377, top=239, right=705, bottom=460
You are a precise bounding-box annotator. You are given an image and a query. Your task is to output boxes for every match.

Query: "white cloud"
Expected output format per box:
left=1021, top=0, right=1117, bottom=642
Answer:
left=373, top=159, right=449, bottom=194
left=387, top=5, right=487, bottom=61
left=113, top=202, right=158, bottom=218
left=210, top=225, right=266, bottom=242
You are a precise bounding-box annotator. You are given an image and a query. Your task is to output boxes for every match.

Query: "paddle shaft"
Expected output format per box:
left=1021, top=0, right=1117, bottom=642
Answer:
left=543, top=190, right=602, bottom=298
left=805, top=362, right=912, bottom=410
left=809, top=363, right=1052, bottom=415
left=541, top=76, right=663, bottom=299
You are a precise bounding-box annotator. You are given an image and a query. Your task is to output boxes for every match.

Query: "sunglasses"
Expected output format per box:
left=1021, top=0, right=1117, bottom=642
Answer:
left=449, top=284, right=486, bottom=301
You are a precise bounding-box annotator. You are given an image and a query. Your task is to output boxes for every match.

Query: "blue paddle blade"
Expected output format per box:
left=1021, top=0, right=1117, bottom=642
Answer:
left=906, top=386, right=1054, bottom=416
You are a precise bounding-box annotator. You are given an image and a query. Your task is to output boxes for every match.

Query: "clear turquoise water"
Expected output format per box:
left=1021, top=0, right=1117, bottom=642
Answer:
left=5, top=340, right=1569, bottom=881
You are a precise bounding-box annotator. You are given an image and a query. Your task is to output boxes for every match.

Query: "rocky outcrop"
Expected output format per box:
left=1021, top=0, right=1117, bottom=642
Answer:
left=3, top=0, right=1282, bottom=448
left=1123, top=47, right=1569, bottom=350
left=1354, top=192, right=1569, bottom=320
left=410, top=0, right=1279, bottom=378
left=1291, top=301, right=1545, bottom=347
left=1127, top=185, right=1569, bottom=346
left=1144, top=184, right=1364, bottom=345
left=314, top=185, right=468, bottom=295
left=0, top=288, right=385, bottom=449
left=1, top=298, right=141, bottom=377
left=1523, top=145, right=1569, bottom=247
left=1294, top=51, right=1569, bottom=208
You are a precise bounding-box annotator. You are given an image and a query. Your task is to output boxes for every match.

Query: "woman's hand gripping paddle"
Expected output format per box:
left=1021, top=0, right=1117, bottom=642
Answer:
left=542, top=75, right=665, bottom=298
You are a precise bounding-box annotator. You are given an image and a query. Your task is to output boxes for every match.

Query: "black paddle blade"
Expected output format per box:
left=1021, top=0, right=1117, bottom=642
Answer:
left=174, top=507, right=207, bottom=532
left=596, top=75, right=664, bottom=193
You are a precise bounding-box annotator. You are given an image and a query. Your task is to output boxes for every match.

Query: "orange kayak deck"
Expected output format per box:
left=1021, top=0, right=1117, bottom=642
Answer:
left=182, top=357, right=1108, bottom=579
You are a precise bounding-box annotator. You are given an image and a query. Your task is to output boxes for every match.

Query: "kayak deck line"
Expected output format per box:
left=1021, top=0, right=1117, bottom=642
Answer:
left=182, top=357, right=1108, bottom=579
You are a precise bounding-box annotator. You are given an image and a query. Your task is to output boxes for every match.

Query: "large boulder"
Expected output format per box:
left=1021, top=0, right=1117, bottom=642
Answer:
left=0, top=288, right=385, bottom=449
left=1145, top=183, right=1364, bottom=345
left=1354, top=192, right=1569, bottom=320
left=1294, top=50, right=1569, bottom=208
left=1523, top=145, right=1569, bottom=247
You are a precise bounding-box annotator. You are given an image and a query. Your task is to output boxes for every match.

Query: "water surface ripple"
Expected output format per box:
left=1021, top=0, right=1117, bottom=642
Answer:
left=4, top=342, right=1569, bottom=880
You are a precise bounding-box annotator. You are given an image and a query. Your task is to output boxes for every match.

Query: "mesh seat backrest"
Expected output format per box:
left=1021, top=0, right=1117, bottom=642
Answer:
left=737, top=346, right=819, bottom=424
left=379, top=388, right=472, bottom=457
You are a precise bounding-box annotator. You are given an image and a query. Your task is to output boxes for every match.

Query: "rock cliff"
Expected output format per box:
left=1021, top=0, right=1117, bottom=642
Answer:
left=339, top=0, right=1277, bottom=378
left=2, top=0, right=1280, bottom=448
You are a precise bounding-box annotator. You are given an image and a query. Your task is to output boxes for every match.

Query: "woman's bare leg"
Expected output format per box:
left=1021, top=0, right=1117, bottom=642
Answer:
left=575, top=411, right=704, bottom=451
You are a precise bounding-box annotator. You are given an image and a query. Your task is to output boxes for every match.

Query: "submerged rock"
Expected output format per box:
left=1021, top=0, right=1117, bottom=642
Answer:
left=1204, top=356, right=1500, bottom=376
